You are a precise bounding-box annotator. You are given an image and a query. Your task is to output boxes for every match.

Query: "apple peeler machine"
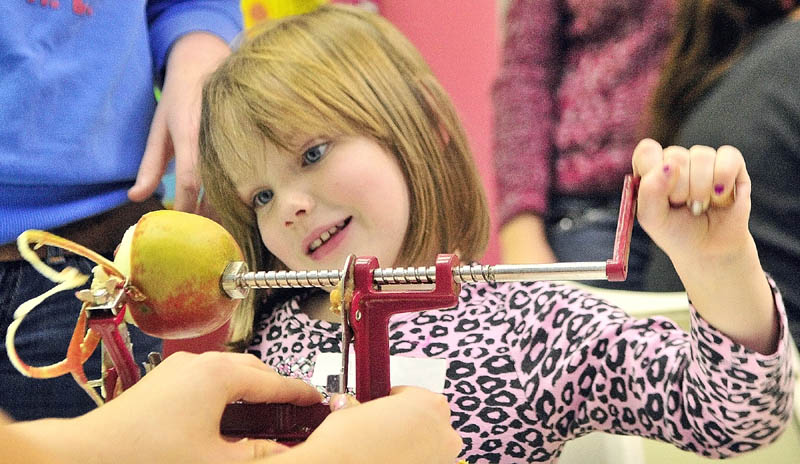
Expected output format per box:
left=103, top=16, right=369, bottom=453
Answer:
left=65, top=175, right=638, bottom=442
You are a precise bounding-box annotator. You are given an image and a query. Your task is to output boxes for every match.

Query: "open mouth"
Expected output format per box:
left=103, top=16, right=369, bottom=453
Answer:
left=307, top=217, right=352, bottom=254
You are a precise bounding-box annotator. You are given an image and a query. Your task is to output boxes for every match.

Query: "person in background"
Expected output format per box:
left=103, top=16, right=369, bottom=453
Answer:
left=0, top=1, right=242, bottom=420
left=492, top=0, right=674, bottom=289
left=2, top=351, right=462, bottom=463
left=645, top=0, right=800, bottom=345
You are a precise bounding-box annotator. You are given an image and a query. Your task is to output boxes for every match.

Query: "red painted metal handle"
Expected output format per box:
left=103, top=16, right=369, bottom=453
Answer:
left=220, top=402, right=330, bottom=442
left=605, top=175, right=640, bottom=281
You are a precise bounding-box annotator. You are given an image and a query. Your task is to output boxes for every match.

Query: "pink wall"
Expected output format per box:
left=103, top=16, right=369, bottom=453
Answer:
left=377, top=2, right=501, bottom=263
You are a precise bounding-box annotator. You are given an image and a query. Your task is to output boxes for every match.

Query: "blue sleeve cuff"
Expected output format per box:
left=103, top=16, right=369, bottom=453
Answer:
left=149, top=1, right=243, bottom=77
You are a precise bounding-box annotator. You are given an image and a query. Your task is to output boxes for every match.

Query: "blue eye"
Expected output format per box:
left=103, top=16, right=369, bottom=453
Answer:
left=302, top=143, right=328, bottom=165
left=252, top=189, right=274, bottom=208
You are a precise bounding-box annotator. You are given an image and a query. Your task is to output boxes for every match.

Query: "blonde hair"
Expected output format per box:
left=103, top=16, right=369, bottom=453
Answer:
left=199, top=4, right=489, bottom=347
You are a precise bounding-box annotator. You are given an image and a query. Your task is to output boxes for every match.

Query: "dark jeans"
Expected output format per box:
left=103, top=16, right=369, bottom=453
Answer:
left=546, top=194, right=651, bottom=290
left=0, top=253, right=161, bottom=420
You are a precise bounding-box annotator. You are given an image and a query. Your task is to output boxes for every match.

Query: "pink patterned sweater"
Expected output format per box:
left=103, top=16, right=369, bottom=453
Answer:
left=492, top=0, right=675, bottom=225
left=248, top=280, right=794, bottom=463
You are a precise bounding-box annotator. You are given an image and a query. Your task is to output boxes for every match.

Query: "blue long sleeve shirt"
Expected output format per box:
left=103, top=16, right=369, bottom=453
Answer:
left=0, top=0, right=242, bottom=244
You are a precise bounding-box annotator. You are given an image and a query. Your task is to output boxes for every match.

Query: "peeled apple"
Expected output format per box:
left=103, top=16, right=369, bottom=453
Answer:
left=114, top=210, right=244, bottom=339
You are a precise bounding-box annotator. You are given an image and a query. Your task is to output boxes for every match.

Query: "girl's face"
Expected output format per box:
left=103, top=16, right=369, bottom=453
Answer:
left=232, top=135, right=411, bottom=272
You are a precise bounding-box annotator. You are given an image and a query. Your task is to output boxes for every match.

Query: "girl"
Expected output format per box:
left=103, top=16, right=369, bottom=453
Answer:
left=199, top=5, right=793, bottom=463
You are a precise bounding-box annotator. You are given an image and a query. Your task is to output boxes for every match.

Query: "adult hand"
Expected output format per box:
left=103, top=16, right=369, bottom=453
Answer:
left=90, top=351, right=322, bottom=463
left=274, top=386, right=463, bottom=464
left=7, top=352, right=322, bottom=464
left=500, top=213, right=557, bottom=264
left=128, top=32, right=231, bottom=214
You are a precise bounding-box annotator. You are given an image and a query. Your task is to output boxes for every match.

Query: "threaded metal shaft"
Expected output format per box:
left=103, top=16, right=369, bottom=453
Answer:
left=223, top=261, right=607, bottom=298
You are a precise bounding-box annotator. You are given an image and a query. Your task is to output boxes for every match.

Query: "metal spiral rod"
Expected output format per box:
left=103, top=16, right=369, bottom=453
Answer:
left=222, top=261, right=607, bottom=299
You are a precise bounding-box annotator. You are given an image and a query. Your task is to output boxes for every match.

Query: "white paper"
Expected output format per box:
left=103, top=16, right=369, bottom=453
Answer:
left=311, top=349, right=447, bottom=393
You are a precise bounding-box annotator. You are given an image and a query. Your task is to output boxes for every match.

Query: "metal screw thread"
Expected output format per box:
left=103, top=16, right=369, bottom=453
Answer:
left=232, top=262, right=606, bottom=291
left=236, top=264, right=498, bottom=288
left=453, top=264, right=494, bottom=283
left=240, top=269, right=343, bottom=289
left=371, top=266, right=436, bottom=284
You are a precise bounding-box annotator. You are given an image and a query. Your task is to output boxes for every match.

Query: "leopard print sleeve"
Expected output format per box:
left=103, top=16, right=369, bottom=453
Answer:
left=512, top=278, right=793, bottom=459
left=247, top=280, right=792, bottom=462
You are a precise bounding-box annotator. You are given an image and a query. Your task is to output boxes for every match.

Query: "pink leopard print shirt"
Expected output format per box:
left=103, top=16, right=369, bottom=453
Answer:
left=248, top=280, right=794, bottom=463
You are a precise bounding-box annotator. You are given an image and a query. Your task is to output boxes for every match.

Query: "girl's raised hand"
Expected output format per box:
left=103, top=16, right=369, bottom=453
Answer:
left=632, top=138, right=752, bottom=265
left=633, top=139, right=779, bottom=354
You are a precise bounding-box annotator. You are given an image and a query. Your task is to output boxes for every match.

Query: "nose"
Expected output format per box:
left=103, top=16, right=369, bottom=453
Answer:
left=280, top=190, right=315, bottom=227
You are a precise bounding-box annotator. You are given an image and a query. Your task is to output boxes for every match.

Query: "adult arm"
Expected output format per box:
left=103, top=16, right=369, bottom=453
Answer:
left=4, top=354, right=461, bottom=464
left=128, top=0, right=243, bottom=213
left=492, top=0, right=561, bottom=262
left=6, top=352, right=320, bottom=464
left=500, top=213, right=557, bottom=264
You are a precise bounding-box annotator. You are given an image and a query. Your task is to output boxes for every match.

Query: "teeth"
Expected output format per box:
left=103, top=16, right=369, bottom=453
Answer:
left=308, top=220, right=348, bottom=252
